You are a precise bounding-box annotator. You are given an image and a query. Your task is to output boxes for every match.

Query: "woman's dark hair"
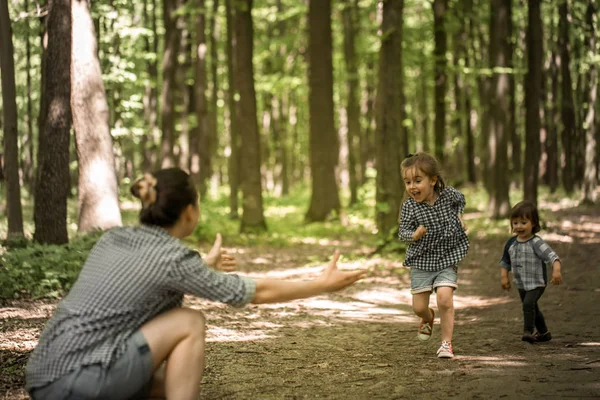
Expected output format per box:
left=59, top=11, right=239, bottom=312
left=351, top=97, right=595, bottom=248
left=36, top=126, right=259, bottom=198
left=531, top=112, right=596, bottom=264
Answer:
left=130, top=168, right=198, bottom=227
left=400, top=152, right=446, bottom=193
left=510, top=200, right=541, bottom=234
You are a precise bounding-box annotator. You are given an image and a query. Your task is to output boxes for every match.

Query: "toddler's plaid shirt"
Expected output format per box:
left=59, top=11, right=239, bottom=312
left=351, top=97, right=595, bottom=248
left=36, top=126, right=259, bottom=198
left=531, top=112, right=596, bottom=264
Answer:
left=499, top=235, right=560, bottom=290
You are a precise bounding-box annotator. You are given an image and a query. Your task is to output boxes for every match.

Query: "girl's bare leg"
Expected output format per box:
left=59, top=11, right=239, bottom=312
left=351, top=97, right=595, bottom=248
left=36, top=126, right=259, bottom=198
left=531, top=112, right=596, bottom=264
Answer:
left=436, top=287, right=455, bottom=342
left=412, top=291, right=433, bottom=321
left=140, top=308, right=206, bottom=400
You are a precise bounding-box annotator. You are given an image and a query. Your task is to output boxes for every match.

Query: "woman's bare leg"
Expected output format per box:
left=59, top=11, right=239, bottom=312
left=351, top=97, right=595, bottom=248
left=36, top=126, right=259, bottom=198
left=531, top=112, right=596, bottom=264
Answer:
left=140, top=308, right=206, bottom=400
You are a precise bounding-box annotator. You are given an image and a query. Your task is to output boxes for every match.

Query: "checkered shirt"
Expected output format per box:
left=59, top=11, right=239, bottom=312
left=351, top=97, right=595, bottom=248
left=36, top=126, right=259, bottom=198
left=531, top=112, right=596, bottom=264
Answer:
left=499, top=235, right=559, bottom=290
left=25, top=224, right=256, bottom=390
left=398, top=186, right=470, bottom=271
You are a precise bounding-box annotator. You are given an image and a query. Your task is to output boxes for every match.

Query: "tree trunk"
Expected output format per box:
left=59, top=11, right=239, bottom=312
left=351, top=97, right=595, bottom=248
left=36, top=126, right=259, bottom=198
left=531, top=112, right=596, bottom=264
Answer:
left=306, top=0, right=341, bottom=222
left=583, top=2, right=597, bottom=204
left=22, top=0, right=35, bottom=192
left=71, top=0, right=122, bottom=232
left=523, top=0, right=542, bottom=204
left=433, top=0, right=447, bottom=162
left=141, top=0, right=159, bottom=172
left=487, top=0, right=511, bottom=218
left=463, top=0, right=476, bottom=184
left=225, top=0, right=239, bottom=218
left=375, top=0, right=404, bottom=236
left=160, top=0, right=180, bottom=168
left=361, top=60, right=376, bottom=184
left=235, top=0, right=266, bottom=232
left=559, top=1, right=576, bottom=194
left=545, top=11, right=559, bottom=193
left=342, top=0, right=360, bottom=205
left=192, top=0, right=211, bottom=198
left=0, top=0, right=25, bottom=238
left=209, top=0, right=220, bottom=192
left=33, top=0, right=71, bottom=244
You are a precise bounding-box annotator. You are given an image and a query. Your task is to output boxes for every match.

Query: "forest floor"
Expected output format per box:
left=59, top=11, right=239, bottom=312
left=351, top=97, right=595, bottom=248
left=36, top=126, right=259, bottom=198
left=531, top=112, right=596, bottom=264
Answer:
left=1, top=203, right=599, bottom=399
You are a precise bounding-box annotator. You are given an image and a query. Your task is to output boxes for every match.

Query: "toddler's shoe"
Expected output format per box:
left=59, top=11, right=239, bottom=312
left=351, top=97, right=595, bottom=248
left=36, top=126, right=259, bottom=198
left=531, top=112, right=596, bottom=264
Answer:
left=522, top=331, right=535, bottom=343
left=437, top=340, right=454, bottom=358
left=533, top=331, right=552, bottom=342
left=417, top=308, right=435, bottom=341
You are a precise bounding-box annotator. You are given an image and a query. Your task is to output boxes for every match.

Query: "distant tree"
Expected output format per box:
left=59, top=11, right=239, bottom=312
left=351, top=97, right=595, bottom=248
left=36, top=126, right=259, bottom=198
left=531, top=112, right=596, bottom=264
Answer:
left=225, top=0, right=240, bottom=218
left=433, top=0, right=447, bottom=163
left=342, top=0, right=360, bottom=206
left=160, top=0, right=181, bottom=168
left=0, top=0, right=24, bottom=238
left=33, top=0, right=71, bottom=245
left=71, top=0, right=122, bottom=232
left=559, top=0, right=576, bottom=194
left=141, top=0, right=159, bottom=172
left=235, top=0, right=267, bottom=232
left=582, top=2, right=597, bottom=204
left=524, top=0, right=542, bottom=205
left=375, top=0, right=404, bottom=235
left=305, top=0, right=341, bottom=222
left=487, top=0, right=511, bottom=217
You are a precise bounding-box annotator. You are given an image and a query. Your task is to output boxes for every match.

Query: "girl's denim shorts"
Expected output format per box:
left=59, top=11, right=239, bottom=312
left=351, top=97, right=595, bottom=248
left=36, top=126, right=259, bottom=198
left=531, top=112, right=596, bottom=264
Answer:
left=410, top=266, right=458, bottom=294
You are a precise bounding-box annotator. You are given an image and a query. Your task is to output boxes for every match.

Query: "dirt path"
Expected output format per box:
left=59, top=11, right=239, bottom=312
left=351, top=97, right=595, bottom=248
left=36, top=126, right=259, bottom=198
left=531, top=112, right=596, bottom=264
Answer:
left=1, top=205, right=599, bottom=399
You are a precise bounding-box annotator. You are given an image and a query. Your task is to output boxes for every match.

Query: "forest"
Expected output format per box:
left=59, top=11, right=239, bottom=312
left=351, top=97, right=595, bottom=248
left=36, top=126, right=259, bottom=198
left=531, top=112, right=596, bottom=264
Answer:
left=0, top=0, right=599, bottom=399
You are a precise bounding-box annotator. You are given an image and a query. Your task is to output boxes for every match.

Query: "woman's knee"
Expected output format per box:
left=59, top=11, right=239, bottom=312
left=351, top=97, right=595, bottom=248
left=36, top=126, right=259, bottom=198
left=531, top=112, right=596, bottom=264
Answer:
left=175, top=308, right=206, bottom=336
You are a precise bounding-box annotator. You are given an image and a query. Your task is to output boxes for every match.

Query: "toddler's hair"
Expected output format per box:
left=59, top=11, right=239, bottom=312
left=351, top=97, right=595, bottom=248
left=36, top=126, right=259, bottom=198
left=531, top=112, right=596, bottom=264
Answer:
left=401, top=152, right=446, bottom=193
left=130, top=168, right=198, bottom=227
left=510, top=200, right=541, bottom=234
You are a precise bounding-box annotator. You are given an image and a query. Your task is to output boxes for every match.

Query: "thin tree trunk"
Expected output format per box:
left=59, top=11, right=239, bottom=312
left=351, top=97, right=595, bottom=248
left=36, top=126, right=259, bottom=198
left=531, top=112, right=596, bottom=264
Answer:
left=524, top=0, right=542, bottom=204
left=209, top=0, right=220, bottom=192
left=192, top=0, right=211, bottom=198
left=433, top=0, right=447, bottom=162
left=583, top=2, right=597, bottom=204
left=306, top=0, right=341, bottom=222
left=463, top=0, right=476, bottom=183
left=375, top=0, right=404, bottom=235
left=235, top=0, right=266, bottom=232
left=160, top=0, right=180, bottom=168
left=141, top=0, right=159, bottom=172
left=225, top=0, right=239, bottom=218
left=22, top=0, right=35, bottom=192
left=487, top=0, right=511, bottom=218
left=509, top=1, right=520, bottom=176
left=0, top=0, right=25, bottom=238
left=33, top=0, right=71, bottom=244
left=71, top=0, right=122, bottom=232
left=342, top=0, right=360, bottom=205
left=559, top=1, right=576, bottom=193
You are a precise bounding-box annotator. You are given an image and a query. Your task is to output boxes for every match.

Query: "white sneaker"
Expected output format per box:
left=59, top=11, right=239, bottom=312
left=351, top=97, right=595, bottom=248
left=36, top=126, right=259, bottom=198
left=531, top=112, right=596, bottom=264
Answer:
left=417, top=308, right=435, bottom=341
left=437, top=341, right=454, bottom=358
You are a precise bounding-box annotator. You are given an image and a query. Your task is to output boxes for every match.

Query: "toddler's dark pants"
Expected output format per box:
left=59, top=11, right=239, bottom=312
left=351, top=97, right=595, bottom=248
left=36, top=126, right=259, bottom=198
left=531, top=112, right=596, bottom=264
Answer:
left=518, top=287, right=548, bottom=334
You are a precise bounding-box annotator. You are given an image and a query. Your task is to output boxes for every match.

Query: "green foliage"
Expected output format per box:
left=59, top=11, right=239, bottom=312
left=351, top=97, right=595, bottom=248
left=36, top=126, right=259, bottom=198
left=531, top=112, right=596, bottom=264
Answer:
left=0, top=232, right=102, bottom=301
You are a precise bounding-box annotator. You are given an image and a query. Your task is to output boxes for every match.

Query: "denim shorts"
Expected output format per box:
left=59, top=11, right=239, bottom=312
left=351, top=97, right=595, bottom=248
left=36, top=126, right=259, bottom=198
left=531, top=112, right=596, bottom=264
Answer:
left=410, top=266, right=458, bottom=294
left=30, top=330, right=154, bottom=400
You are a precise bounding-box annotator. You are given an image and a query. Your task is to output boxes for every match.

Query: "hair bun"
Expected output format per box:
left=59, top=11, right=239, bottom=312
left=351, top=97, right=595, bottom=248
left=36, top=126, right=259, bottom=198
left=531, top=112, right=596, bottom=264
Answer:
left=132, top=173, right=158, bottom=208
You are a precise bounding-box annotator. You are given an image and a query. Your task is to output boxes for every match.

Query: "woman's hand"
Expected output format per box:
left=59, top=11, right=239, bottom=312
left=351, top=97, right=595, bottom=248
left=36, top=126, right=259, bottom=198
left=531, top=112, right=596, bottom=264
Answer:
left=413, top=226, right=427, bottom=241
left=317, top=250, right=367, bottom=292
left=205, top=233, right=237, bottom=272
left=501, top=276, right=511, bottom=290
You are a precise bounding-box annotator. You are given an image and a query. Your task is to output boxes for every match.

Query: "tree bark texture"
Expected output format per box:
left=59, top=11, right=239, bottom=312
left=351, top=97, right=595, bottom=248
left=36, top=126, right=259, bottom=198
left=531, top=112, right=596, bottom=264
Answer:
left=524, top=0, right=542, bottom=204
left=33, top=0, right=71, bottom=244
left=487, top=0, right=511, bottom=218
left=0, top=0, right=25, bottom=238
left=375, top=0, right=404, bottom=235
left=306, top=0, right=341, bottom=222
left=235, top=0, right=267, bottom=232
left=433, top=0, right=447, bottom=163
left=71, top=0, right=122, bottom=232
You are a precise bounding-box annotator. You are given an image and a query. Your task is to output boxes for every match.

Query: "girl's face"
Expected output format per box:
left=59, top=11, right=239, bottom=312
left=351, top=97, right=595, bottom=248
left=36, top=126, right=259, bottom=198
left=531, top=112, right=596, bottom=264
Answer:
left=511, top=216, right=534, bottom=241
left=403, top=167, right=437, bottom=204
